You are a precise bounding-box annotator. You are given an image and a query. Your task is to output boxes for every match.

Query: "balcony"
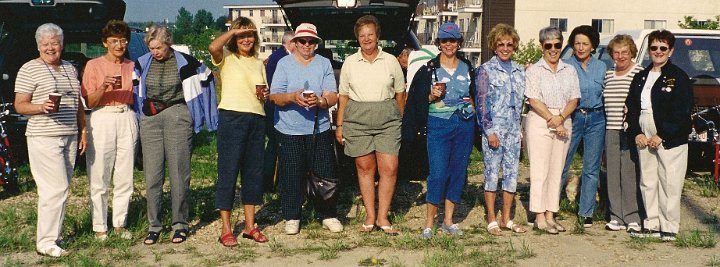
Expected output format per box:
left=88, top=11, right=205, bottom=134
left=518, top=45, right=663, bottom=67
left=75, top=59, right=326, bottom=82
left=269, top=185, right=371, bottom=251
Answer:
left=261, top=16, right=285, bottom=26
left=457, top=0, right=482, bottom=13
left=416, top=32, right=434, bottom=45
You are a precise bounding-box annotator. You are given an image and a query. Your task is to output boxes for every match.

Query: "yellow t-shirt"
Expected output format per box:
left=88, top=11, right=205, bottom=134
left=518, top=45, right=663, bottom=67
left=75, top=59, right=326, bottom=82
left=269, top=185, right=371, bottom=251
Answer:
left=212, top=48, right=266, bottom=115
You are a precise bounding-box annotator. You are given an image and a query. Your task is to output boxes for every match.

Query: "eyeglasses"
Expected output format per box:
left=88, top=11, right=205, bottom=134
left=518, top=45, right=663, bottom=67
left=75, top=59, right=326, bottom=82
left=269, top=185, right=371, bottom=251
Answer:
left=543, top=42, right=562, bottom=50
left=296, top=38, right=319, bottom=45
left=440, top=38, right=458, bottom=44
left=496, top=42, right=514, bottom=49
left=612, top=50, right=631, bottom=57
left=107, top=38, right=129, bottom=46
left=649, top=45, right=669, bottom=52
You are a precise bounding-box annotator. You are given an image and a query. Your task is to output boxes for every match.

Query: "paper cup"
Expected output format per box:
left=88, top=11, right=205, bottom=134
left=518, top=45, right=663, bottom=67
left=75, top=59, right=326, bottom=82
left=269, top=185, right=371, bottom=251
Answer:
left=434, top=81, right=447, bottom=93
left=255, top=84, right=267, bottom=101
left=112, top=75, right=122, bottom=89
left=48, top=93, right=62, bottom=113
left=302, top=90, right=315, bottom=99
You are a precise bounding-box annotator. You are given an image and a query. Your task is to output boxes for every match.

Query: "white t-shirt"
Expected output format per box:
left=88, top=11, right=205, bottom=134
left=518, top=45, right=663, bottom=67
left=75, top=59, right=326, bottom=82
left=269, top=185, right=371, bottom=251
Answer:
left=640, top=71, right=660, bottom=110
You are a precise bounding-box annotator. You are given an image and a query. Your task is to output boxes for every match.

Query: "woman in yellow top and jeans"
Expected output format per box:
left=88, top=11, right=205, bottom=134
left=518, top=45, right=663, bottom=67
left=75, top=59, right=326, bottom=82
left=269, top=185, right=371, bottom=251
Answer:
left=209, top=16, right=269, bottom=246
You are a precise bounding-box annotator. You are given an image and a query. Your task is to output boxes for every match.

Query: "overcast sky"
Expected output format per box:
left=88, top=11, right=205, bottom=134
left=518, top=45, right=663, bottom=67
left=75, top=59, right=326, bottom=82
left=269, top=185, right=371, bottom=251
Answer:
left=123, top=0, right=274, bottom=22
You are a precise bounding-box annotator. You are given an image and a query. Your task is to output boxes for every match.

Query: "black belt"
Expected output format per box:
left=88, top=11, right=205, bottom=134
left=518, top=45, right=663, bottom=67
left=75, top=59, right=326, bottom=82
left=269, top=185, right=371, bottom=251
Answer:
left=576, top=107, right=603, bottom=113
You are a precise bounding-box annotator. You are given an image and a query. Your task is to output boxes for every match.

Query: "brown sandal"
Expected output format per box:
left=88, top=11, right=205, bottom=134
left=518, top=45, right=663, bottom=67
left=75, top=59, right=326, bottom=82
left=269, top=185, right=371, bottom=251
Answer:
left=242, top=228, right=268, bottom=243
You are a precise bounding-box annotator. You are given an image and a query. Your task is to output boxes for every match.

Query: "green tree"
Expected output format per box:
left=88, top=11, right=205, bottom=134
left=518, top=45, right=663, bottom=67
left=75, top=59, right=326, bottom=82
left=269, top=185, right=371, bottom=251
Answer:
left=215, top=15, right=229, bottom=30
left=678, top=15, right=720, bottom=30
left=173, top=7, right=193, bottom=42
left=193, top=9, right=215, bottom=32
left=511, top=39, right=543, bottom=67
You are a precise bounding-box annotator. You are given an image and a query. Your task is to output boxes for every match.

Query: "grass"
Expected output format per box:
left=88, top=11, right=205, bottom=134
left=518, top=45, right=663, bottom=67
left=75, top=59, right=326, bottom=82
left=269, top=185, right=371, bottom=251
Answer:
left=707, top=255, right=720, bottom=267
left=625, top=235, right=662, bottom=251
left=674, top=229, right=717, bottom=248
left=694, top=175, right=720, bottom=198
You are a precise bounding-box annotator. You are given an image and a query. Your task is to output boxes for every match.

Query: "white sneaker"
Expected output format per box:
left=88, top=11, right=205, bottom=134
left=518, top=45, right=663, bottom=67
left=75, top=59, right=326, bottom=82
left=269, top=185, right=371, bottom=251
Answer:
left=605, top=220, right=626, bottom=231
left=322, top=218, right=344, bottom=233
left=285, top=219, right=300, bottom=235
left=626, top=222, right=641, bottom=232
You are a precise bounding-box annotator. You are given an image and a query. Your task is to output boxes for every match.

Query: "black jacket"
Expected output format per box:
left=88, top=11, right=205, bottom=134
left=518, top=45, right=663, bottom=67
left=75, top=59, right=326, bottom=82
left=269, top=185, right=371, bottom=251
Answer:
left=625, top=61, right=693, bottom=149
left=401, top=55, right=476, bottom=143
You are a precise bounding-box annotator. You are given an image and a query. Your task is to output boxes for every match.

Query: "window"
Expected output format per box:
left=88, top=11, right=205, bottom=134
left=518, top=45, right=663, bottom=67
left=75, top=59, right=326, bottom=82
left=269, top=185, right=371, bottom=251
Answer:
left=249, top=10, right=253, bottom=17
left=591, top=19, right=614, bottom=34
left=550, top=18, right=568, bottom=32
left=260, top=46, right=265, bottom=53
left=261, top=10, right=265, bottom=17
left=644, top=20, right=666, bottom=29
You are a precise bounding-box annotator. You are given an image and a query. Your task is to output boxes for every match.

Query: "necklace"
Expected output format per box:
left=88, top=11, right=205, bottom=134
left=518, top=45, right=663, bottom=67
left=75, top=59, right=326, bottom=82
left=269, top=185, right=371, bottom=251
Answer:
left=40, top=58, right=74, bottom=93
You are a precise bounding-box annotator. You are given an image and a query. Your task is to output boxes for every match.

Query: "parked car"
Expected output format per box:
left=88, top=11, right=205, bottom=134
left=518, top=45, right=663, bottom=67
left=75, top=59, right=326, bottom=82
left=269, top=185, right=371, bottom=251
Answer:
left=561, top=29, right=720, bottom=171
left=0, top=0, right=148, bottom=164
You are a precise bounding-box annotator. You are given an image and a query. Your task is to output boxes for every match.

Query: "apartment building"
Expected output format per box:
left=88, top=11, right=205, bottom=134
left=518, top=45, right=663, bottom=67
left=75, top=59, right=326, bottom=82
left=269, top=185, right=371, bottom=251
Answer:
left=415, top=0, right=484, bottom=65
left=224, top=2, right=288, bottom=59
left=514, top=0, right=720, bottom=44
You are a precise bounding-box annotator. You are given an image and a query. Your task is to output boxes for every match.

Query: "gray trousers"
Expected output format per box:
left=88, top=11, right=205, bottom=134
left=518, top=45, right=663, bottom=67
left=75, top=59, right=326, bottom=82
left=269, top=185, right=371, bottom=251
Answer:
left=141, top=104, right=193, bottom=232
left=605, top=129, right=642, bottom=225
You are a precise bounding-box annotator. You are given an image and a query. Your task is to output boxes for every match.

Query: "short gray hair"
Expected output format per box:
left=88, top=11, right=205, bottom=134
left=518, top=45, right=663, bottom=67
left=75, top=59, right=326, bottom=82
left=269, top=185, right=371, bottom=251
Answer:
left=538, top=26, right=563, bottom=44
left=281, top=31, right=295, bottom=45
left=144, top=25, right=173, bottom=46
left=35, top=23, right=64, bottom=46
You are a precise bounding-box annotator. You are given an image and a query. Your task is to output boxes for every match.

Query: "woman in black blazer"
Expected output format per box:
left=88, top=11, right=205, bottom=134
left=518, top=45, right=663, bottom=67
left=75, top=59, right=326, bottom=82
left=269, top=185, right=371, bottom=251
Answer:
left=624, top=30, right=692, bottom=241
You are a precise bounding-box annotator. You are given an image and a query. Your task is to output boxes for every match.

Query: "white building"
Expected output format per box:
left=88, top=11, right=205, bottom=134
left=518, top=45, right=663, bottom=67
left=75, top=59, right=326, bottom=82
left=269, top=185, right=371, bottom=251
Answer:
left=514, top=0, right=720, bottom=44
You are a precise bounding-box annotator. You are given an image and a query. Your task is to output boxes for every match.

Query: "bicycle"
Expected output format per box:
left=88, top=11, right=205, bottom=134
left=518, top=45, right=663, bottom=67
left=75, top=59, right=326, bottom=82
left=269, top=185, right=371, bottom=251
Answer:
left=0, top=102, right=19, bottom=193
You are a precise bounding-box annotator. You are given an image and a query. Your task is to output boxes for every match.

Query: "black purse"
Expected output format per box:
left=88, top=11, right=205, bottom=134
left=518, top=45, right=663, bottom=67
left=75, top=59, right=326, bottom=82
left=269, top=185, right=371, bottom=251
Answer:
left=305, top=107, right=338, bottom=200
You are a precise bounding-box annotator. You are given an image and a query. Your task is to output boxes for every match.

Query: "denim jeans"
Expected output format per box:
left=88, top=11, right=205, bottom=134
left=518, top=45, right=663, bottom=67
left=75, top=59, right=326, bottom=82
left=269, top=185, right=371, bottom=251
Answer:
left=215, top=110, right=266, bottom=210
left=561, top=109, right=606, bottom=218
left=263, top=102, right=278, bottom=192
left=426, top=112, right=475, bottom=204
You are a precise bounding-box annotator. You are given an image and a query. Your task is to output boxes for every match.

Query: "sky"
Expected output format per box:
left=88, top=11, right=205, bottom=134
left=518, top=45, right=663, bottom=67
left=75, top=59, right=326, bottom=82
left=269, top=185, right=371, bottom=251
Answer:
left=123, top=0, right=274, bottom=23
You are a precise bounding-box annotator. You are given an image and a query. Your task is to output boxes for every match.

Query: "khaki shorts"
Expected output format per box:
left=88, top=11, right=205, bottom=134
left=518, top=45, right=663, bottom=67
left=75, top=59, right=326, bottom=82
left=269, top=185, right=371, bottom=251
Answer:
left=343, top=99, right=402, bottom=157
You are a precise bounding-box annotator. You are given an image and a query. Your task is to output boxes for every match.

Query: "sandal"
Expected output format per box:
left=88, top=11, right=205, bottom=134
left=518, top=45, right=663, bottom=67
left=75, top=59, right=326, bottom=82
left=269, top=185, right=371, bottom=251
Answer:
left=487, top=221, right=502, bottom=236
left=144, top=231, right=160, bottom=245
left=501, top=220, right=527, bottom=233
left=360, top=224, right=375, bottom=233
left=377, top=225, right=399, bottom=236
left=171, top=229, right=188, bottom=244
left=218, top=232, right=238, bottom=247
left=241, top=228, right=268, bottom=243
left=37, top=245, right=68, bottom=257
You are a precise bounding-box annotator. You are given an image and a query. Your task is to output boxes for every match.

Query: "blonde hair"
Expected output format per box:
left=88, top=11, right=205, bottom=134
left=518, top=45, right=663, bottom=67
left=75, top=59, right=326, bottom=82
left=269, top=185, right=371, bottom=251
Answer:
left=487, top=23, right=520, bottom=50
left=228, top=16, right=260, bottom=57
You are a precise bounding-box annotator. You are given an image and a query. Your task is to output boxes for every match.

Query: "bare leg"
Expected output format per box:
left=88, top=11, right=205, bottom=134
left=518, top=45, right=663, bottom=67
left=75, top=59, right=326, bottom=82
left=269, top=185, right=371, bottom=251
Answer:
left=220, top=209, right=233, bottom=235
left=500, top=191, right=514, bottom=224
left=484, top=191, right=497, bottom=223
left=356, top=153, right=378, bottom=226
left=376, top=152, right=398, bottom=226
left=243, top=205, right=256, bottom=233
left=425, top=203, right=438, bottom=229
left=443, top=199, right=455, bottom=225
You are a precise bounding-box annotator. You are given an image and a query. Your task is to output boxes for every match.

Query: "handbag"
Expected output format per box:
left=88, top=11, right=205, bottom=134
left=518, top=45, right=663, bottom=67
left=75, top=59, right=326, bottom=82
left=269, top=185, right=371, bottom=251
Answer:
left=142, top=98, right=169, bottom=116
left=305, top=106, right=338, bottom=200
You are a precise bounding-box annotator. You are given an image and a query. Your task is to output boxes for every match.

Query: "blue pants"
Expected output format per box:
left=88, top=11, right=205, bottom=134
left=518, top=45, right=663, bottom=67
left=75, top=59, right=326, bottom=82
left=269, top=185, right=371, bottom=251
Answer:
left=482, top=122, right=521, bottom=193
left=263, top=102, right=278, bottom=192
left=561, top=109, right=606, bottom=218
left=215, top=110, right=266, bottom=210
left=426, top=113, right=475, bottom=205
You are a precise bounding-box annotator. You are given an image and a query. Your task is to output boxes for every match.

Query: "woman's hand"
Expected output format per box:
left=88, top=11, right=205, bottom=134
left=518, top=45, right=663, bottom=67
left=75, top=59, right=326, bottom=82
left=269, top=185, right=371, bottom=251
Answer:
left=40, top=99, right=55, bottom=114
left=103, top=75, right=117, bottom=91
left=554, top=125, right=569, bottom=138
left=547, top=115, right=562, bottom=129
left=635, top=134, right=649, bottom=149
left=488, top=133, right=500, bottom=149
left=647, top=135, right=663, bottom=149
left=292, top=88, right=310, bottom=107
left=335, top=126, right=344, bottom=145
left=233, top=28, right=256, bottom=36
left=305, top=94, right=319, bottom=108
left=78, top=130, right=87, bottom=155
left=428, top=84, right=443, bottom=102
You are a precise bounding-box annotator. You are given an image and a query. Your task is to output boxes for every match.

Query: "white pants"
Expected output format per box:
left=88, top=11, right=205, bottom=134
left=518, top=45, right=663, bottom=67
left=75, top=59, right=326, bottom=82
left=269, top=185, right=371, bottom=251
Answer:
left=526, top=110, right=572, bottom=213
left=638, top=112, right=687, bottom=233
left=28, top=135, right=77, bottom=251
left=86, top=105, right=138, bottom=232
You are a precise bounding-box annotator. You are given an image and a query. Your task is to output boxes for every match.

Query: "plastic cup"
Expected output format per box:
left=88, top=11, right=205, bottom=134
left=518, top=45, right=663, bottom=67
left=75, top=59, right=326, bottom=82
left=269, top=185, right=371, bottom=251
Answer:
left=48, top=93, right=62, bottom=113
left=255, top=84, right=267, bottom=101
left=302, top=90, right=315, bottom=99
left=112, top=75, right=122, bottom=89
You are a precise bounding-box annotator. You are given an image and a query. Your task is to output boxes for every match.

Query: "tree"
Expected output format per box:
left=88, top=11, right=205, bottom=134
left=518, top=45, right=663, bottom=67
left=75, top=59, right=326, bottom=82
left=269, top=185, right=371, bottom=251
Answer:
left=678, top=15, right=720, bottom=30
left=173, top=7, right=193, bottom=42
left=511, top=39, right=543, bottom=67
left=215, top=16, right=229, bottom=30
left=193, top=9, right=215, bottom=32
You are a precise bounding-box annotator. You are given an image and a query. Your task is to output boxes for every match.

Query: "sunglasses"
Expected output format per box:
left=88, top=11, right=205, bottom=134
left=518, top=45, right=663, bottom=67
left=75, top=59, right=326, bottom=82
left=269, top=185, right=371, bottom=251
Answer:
left=649, top=45, right=669, bottom=52
left=440, top=38, right=458, bottom=44
left=296, top=38, right=319, bottom=45
left=543, top=43, right=563, bottom=50
left=496, top=42, right=514, bottom=49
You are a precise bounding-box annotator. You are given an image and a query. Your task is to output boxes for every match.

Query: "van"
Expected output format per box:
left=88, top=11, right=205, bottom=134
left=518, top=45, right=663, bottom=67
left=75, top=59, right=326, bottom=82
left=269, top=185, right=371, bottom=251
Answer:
left=562, top=29, right=720, bottom=170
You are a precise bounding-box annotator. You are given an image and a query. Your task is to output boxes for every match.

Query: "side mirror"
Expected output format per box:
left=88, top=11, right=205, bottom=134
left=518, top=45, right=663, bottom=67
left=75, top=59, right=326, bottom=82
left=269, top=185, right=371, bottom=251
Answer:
left=2, top=74, right=7, bottom=81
